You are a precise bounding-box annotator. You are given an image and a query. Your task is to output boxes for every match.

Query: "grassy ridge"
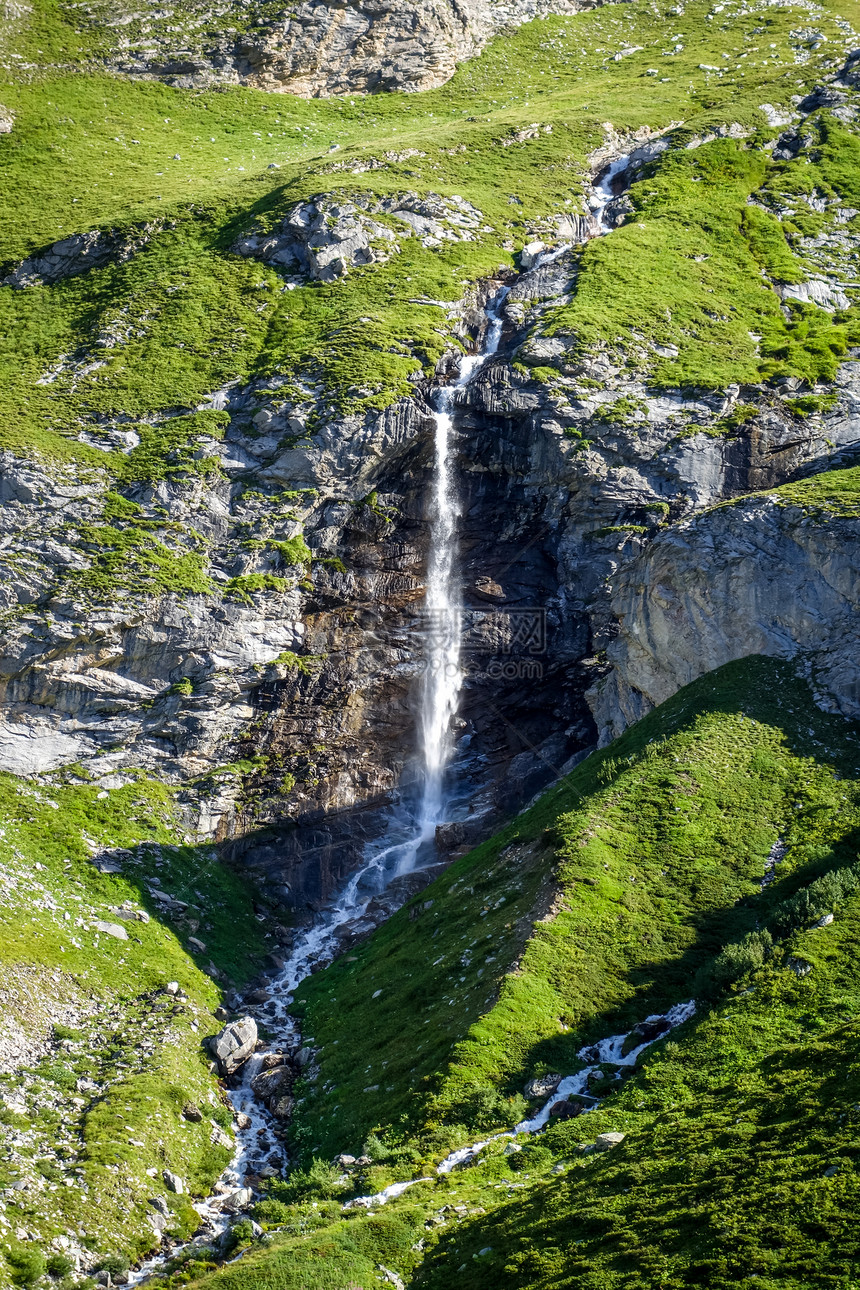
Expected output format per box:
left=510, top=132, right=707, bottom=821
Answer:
left=2, top=0, right=860, bottom=469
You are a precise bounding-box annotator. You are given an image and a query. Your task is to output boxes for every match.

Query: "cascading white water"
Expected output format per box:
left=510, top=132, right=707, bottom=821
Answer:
left=399, top=283, right=511, bottom=872
left=589, top=153, right=631, bottom=233
left=412, top=387, right=461, bottom=854
left=127, top=285, right=517, bottom=1284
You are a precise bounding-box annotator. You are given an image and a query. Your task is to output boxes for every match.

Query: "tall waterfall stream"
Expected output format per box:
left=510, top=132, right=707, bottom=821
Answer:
left=131, top=163, right=641, bottom=1280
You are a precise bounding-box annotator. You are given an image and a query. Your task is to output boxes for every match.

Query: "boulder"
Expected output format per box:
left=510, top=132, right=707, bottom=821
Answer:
left=221, top=1187, right=253, bottom=1212
left=594, top=1132, right=626, bottom=1152
left=621, top=1016, right=671, bottom=1055
left=520, top=240, right=546, bottom=270
left=182, top=1102, right=203, bottom=1122
left=93, top=921, right=128, bottom=941
left=524, top=1072, right=563, bottom=1099
left=162, top=1170, right=185, bottom=1194
left=251, top=1063, right=293, bottom=1104
left=548, top=1098, right=582, bottom=1120
left=210, top=1017, right=258, bottom=1076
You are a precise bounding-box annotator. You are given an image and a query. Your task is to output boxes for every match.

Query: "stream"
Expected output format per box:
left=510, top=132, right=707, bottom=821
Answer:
left=130, top=157, right=634, bottom=1281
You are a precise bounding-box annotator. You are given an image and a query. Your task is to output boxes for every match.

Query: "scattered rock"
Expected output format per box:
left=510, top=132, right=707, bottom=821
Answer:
left=165, top=982, right=180, bottom=996
left=813, top=913, right=834, bottom=928
left=162, top=1169, right=185, bottom=1194
left=182, top=1102, right=203, bottom=1122
left=377, top=1266, right=404, bottom=1290
left=524, top=1072, right=563, bottom=1099
left=594, top=1132, right=626, bottom=1151
left=93, top=921, right=129, bottom=941
left=786, top=956, right=813, bottom=978
left=335, top=1153, right=357, bottom=1167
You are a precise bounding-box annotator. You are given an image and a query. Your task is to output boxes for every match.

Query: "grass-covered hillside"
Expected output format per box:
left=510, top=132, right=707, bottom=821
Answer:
left=146, top=655, right=860, bottom=1289
left=2, top=0, right=860, bottom=474
left=0, top=770, right=273, bottom=1286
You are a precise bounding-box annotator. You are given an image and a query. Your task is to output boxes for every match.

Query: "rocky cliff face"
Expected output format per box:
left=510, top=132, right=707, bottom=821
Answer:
left=104, top=0, right=593, bottom=94
left=589, top=490, right=860, bottom=744
left=2, top=242, right=859, bottom=910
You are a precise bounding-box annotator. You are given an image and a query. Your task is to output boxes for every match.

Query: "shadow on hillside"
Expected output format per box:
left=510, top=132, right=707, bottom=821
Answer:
left=492, top=655, right=860, bottom=1089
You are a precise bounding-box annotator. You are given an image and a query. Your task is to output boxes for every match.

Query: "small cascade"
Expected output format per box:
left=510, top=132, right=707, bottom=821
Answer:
left=589, top=153, right=631, bottom=233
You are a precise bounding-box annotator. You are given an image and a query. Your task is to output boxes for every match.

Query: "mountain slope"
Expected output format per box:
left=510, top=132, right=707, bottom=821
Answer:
left=164, top=655, right=860, bottom=1290
left=0, top=773, right=274, bottom=1283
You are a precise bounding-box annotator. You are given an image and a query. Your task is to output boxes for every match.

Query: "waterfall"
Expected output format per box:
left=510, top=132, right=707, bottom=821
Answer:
left=404, top=284, right=511, bottom=869
left=127, top=283, right=516, bottom=1278
left=414, top=387, right=461, bottom=852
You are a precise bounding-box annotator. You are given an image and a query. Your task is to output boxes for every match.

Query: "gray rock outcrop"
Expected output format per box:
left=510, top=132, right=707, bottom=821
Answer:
left=233, top=191, right=483, bottom=282
left=523, top=1072, right=562, bottom=1098
left=2, top=226, right=159, bottom=289
left=590, top=495, right=860, bottom=743
left=108, top=0, right=595, bottom=96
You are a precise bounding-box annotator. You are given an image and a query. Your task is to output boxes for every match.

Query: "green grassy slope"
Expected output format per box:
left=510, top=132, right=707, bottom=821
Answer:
left=163, top=655, right=860, bottom=1290
left=2, top=0, right=860, bottom=477
left=0, top=770, right=272, bottom=1285
left=291, top=656, right=860, bottom=1160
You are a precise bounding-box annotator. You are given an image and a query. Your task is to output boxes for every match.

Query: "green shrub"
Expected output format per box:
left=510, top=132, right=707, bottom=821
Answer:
left=252, top=1198, right=293, bottom=1226
left=5, top=1246, right=47, bottom=1286
left=96, top=1255, right=130, bottom=1276
left=457, top=1087, right=530, bottom=1133
left=699, top=929, right=773, bottom=994
left=268, top=1157, right=344, bottom=1203
left=46, top=1254, right=74, bottom=1278
left=223, top=1220, right=255, bottom=1253
left=771, top=864, right=860, bottom=936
